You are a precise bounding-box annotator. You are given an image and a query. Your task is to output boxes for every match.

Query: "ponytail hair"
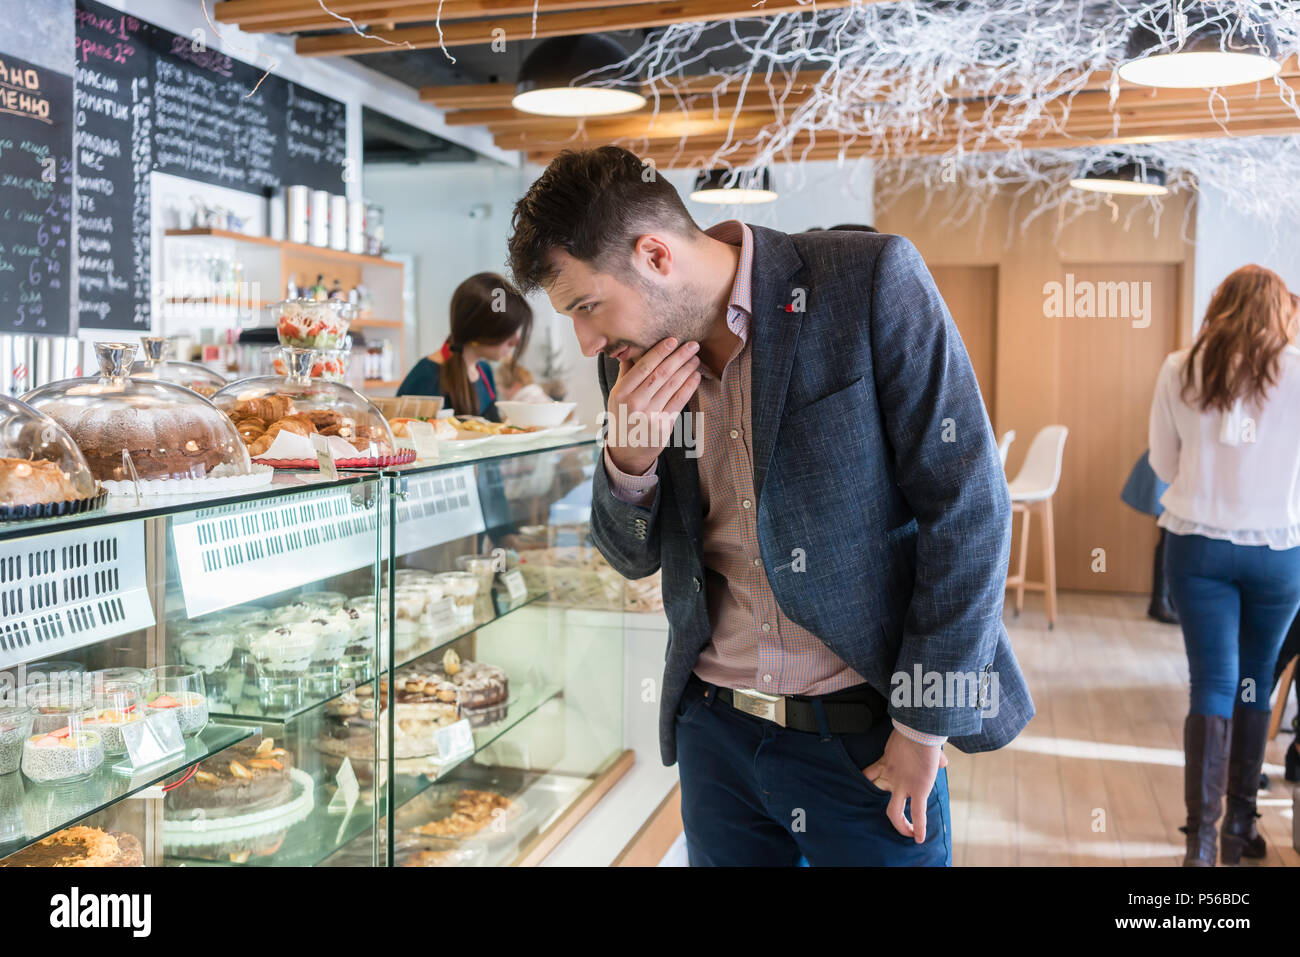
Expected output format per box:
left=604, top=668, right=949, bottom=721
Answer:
left=441, top=273, right=533, bottom=415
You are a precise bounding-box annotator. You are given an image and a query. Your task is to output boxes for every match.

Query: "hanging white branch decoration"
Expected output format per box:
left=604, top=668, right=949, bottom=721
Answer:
left=551, top=0, right=1300, bottom=236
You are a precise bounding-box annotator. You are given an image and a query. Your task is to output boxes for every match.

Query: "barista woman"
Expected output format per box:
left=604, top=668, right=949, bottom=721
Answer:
left=396, top=272, right=533, bottom=421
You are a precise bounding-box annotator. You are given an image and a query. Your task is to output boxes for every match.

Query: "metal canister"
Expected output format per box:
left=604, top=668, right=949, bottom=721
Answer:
left=309, top=189, right=330, bottom=247
left=268, top=188, right=287, bottom=241
left=329, top=194, right=348, bottom=251
left=347, top=199, right=366, bottom=254
left=286, top=185, right=311, bottom=244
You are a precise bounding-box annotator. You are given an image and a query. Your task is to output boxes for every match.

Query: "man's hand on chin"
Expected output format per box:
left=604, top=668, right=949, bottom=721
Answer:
left=865, top=731, right=949, bottom=842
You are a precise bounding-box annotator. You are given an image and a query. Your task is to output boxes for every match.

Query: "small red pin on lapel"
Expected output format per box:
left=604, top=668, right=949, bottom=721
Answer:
left=783, top=303, right=795, bottom=312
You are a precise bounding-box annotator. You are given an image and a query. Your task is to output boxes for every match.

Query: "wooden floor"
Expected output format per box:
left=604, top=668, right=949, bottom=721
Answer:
left=948, top=591, right=1299, bottom=866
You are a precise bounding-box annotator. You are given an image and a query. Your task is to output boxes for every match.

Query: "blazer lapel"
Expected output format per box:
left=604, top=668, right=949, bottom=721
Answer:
left=747, top=225, right=808, bottom=505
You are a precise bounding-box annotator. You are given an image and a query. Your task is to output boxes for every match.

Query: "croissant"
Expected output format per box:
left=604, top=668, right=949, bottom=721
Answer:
left=232, top=395, right=295, bottom=422
left=246, top=414, right=316, bottom=456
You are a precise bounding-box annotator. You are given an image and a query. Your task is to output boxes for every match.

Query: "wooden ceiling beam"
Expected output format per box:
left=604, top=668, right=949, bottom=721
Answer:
left=294, top=0, right=870, bottom=56
left=482, top=82, right=1300, bottom=139
left=450, top=90, right=818, bottom=130
left=500, top=96, right=1300, bottom=152
left=226, top=0, right=664, bottom=35
left=582, top=115, right=1300, bottom=169
left=421, top=72, right=826, bottom=111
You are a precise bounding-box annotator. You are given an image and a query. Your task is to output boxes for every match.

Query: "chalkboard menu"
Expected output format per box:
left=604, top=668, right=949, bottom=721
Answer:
left=0, top=53, right=73, bottom=336
left=74, top=0, right=151, bottom=331
left=73, top=0, right=349, bottom=330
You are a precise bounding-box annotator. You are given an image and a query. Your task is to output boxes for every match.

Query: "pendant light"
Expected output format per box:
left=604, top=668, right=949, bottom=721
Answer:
left=1069, top=157, right=1169, bottom=196
left=689, top=168, right=778, bottom=205
left=512, top=34, right=645, bottom=117
left=1118, top=3, right=1281, bottom=88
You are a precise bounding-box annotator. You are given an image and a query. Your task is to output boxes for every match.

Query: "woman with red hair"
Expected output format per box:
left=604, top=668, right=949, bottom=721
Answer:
left=1150, top=265, right=1300, bottom=866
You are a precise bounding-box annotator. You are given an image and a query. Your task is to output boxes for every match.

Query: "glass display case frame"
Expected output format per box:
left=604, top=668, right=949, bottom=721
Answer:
left=0, top=436, right=633, bottom=868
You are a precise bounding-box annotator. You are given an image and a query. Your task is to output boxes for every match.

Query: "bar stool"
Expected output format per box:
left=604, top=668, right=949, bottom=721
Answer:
left=1005, top=425, right=1069, bottom=628
left=997, top=430, right=1016, bottom=467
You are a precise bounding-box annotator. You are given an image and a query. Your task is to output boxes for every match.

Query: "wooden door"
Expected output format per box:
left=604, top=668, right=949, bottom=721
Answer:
left=1052, top=263, right=1179, bottom=592
left=931, top=265, right=998, bottom=420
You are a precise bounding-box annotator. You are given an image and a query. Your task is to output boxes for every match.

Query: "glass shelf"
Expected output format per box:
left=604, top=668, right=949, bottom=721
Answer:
left=202, top=588, right=549, bottom=723
left=385, top=678, right=564, bottom=819
left=0, top=722, right=253, bottom=861
left=384, top=434, right=597, bottom=477
left=392, top=587, right=549, bottom=673
left=0, top=471, right=373, bottom=542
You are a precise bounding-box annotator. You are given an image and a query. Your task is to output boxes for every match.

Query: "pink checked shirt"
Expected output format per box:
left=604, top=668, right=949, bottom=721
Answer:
left=604, top=221, right=944, bottom=747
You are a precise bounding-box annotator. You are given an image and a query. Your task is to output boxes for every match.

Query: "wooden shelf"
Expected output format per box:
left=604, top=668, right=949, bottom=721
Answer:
left=352, top=317, right=404, bottom=329
left=364, top=379, right=402, bottom=389
left=163, top=296, right=275, bottom=308
left=164, top=228, right=403, bottom=269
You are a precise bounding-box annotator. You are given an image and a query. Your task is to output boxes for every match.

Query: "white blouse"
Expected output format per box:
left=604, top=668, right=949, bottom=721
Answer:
left=1149, top=345, right=1300, bottom=549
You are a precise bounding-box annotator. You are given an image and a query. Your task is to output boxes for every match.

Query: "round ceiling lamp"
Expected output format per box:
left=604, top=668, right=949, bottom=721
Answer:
left=1069, top=157, right=1169, bottom=196
left=512, top=34, right=645, bottom=117
left=689, top=168, right=778, bottom=204
left=1117, top=4, right=1281, bottom=88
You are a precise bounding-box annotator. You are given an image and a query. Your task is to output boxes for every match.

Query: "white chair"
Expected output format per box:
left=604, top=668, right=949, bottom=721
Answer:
left=1005, top=425, right=1069, bottom=628
left=997, top=430, right=1016, bottom=468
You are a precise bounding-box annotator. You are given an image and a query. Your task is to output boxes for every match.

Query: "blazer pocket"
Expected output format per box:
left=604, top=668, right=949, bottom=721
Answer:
left=783, top=374, right=869, bottom=423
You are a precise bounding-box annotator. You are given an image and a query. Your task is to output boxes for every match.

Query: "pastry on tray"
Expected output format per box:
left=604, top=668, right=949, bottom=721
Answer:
left=0, top=457, right=89, bottom=506
left=1, top=826, right=144, bottom=867
left=164, top=735, right=294, bottom=821
left=412, top=789, right=513, bottom=839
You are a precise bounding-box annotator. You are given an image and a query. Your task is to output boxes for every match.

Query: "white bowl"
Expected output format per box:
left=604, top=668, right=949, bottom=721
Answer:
left=495, top=400, right=577, bottom=428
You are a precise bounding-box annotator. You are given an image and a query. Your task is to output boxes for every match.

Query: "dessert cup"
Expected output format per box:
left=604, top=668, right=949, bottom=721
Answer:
left=0, top=706, right=34, bottom=775
left=22, top=702, right=104, bottom=785
left=146, top=666, right=209, bottom=739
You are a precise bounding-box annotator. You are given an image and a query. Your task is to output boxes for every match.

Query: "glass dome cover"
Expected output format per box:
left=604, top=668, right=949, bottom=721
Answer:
left=212, top=348, right=399, bottom=464
left=21, top=342, right=253, bottom=483
left=133, top=336, right=228, bottom=397
left=0, top=394, right=101, bottom=516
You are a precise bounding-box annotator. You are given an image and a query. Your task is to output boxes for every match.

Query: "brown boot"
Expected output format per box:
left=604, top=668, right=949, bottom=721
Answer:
left=1181, top=714, right=1231, bottom=867
left=1221, top=706, right=1270, bottom=865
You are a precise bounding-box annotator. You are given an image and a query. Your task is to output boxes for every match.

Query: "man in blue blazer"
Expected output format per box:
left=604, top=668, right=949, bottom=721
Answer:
left=508, top=147, right=1033, bottom=866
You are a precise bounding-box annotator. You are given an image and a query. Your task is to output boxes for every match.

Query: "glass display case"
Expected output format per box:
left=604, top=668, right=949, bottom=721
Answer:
left=0, top=436, right=630, bottom=867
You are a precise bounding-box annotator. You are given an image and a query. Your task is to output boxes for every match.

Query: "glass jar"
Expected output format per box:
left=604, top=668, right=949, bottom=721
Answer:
left=22, top=697, right=104, bottom=785
left=87, top=682, right=145, bottom=755
left=0, top=705, right=34, bottom=775
left=146, top=666, right=209, bottom=739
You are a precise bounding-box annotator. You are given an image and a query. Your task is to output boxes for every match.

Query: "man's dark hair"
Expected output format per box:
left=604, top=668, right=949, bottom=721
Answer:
left=828, top=223, right=878, bottom=232
left=508, top=146, right=701, bottom=295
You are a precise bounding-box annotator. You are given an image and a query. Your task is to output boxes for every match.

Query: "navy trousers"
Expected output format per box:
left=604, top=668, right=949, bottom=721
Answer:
left=1164, top=532, right=1300, bottom=717
left=674, top=676, right=952, bottom=866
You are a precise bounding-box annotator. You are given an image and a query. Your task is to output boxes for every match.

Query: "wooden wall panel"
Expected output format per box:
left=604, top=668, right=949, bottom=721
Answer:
left=1054, top=263, right=1179, bottom=591
left=932, top=265, right=998, bottom=420
left=877, top=184, right=1196, bottom=595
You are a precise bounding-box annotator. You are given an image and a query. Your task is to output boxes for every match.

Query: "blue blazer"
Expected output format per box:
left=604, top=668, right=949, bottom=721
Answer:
left=591, top=226, right=1034, bottom=765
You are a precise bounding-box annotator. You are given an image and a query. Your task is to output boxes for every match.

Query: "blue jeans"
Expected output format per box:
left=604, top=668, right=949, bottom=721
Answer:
left=1164, top=532, right=1300, bottom=717
left=675, top=676, right=952, bottom=866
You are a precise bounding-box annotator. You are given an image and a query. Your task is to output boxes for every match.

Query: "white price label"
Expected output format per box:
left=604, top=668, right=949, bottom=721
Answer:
left=424, top=597, right=459, bottom=636
left=331, top=756, right=360, bottom=815
left=120, top=711, right=186, bottom=769
left=434, top=718, right=475, bottom=763
left=311, top=432, right=339, bottom=480
left=406, top=420, right=439, bottom=461
left=499, top=568, right=528, bottom=602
